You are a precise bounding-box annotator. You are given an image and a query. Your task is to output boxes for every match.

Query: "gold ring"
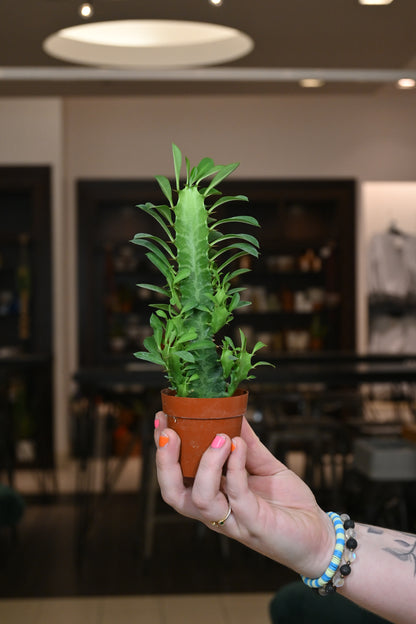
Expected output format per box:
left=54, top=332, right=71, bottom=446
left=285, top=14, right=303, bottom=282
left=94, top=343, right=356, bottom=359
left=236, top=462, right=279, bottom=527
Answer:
left=211, top=503, right=232, bottom=527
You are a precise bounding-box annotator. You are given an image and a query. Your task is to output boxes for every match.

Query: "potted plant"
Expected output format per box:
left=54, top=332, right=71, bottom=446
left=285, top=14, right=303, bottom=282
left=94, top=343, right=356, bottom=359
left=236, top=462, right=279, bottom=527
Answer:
left=131, top=144, right=270, bottom=478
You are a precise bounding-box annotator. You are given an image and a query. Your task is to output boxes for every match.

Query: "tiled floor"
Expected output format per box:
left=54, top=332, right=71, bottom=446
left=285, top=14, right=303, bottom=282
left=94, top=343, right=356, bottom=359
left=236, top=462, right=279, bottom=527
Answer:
left=0, top=593, right=274, bottom=624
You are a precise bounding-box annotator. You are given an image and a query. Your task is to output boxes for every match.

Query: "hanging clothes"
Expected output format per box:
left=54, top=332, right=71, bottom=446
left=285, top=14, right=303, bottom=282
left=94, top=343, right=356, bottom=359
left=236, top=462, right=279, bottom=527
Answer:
left=367, top=227, right=416, bottom=302
left=368, top=225, right=416, bottom=355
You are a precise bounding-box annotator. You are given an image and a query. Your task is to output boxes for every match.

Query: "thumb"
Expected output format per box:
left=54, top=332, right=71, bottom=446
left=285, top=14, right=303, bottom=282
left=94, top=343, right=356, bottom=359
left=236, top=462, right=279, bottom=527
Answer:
left=241, top=418, right=287, bottom=475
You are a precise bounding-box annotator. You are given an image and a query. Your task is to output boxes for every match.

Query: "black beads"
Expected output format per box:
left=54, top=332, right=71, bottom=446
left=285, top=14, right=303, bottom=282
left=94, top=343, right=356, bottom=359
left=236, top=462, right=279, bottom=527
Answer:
left=344, top=518, right=355, bottom=530
left=340, top=563, right=351, bottom=576
left=346, top=537, right=358, bottom=550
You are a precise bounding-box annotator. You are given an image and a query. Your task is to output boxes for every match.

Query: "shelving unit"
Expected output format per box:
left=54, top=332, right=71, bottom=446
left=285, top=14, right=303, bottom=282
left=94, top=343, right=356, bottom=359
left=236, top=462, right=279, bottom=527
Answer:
left=77, top=179, right=356, bottom=367
left=0, top=167, right=53, bottom=473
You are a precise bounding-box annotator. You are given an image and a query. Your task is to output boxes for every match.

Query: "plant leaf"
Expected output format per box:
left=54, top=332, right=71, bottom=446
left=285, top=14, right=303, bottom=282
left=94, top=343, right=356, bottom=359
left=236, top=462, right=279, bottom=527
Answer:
left=185, top=157, right=191, bottom=185
left=172, top=143, right=182, bottom=191
left=209, top=194, right=249, bottom=212
left=211, top=233, right=259, bottom=248
left=146, top=251, right=174, bottom=283
left=217, top=251, right=249, bottom=274
left=211, top=242, right=259, bottom=261
left=136, top=283, right=168, bottom=297
left=212, top=215, right=260, bottom=229
left=134, top=351, right=164, bottom=366
left=138, top=202, right=174, bottom=241
left=226, top=267, right=251, bottom=281
left=131, top=232, right=175, bottom=259
left=174, top=350, right=195, bottom=363
left=203, top=163, right=240, bottom=196
left=192, top=158, right=219, bottom=185
left=155, top=204, right=174, bottom=226
left=155, top=175, right=173, bottom=207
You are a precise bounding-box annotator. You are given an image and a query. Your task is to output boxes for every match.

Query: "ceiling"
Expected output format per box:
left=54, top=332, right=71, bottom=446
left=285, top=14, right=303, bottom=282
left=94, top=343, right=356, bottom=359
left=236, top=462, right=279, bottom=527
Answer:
left=1, top=0, right=416, bottom=96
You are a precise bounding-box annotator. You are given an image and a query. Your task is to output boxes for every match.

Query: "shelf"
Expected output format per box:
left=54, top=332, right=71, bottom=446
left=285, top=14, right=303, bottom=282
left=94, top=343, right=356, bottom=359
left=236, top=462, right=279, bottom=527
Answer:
left=0, top=166, right=53, bottom=471
left=77, top=178, right=356, bottom=365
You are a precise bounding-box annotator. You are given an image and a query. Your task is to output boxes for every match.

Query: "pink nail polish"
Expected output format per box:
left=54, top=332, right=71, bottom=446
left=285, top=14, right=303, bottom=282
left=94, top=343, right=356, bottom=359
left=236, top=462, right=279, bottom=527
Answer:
left=211, top=434, right=226, bottom=449
left=154, top=418, right=160, bottom=429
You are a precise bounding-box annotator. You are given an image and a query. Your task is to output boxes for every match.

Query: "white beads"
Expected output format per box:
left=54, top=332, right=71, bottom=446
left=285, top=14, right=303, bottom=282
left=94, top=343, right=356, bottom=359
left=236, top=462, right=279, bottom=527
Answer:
left=332, top=573, right=345, bottom=588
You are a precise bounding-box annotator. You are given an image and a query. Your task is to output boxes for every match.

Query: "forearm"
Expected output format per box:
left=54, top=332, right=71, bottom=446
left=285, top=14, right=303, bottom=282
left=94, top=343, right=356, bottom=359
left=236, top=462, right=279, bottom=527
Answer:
left=338, top=523, right=416, bottom=624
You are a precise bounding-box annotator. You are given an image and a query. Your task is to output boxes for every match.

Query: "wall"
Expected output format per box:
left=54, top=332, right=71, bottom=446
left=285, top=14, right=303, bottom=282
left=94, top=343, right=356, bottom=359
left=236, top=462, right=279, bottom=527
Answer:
left=64, top=94, right=416, bottom=180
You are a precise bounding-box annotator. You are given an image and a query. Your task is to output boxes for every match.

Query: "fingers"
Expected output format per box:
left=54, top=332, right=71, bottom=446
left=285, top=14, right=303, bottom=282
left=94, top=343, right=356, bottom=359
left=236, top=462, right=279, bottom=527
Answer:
left=155, top=426, right=196, bottom=517
left=223, top=436, right=263, bottom=535
left=192, top=434, right=233, bottom=526
left=153, top=411, right=167, bottom=446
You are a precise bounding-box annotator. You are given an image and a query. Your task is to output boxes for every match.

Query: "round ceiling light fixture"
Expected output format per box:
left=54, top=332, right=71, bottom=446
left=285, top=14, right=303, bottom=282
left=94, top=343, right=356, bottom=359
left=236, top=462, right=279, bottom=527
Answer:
left=43, top=19, right=254, bottom=68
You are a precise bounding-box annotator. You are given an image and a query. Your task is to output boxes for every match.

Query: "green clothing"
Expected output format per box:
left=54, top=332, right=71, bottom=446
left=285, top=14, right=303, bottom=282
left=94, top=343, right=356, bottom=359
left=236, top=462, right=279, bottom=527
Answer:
left=269, top=581, right=391, bottom=624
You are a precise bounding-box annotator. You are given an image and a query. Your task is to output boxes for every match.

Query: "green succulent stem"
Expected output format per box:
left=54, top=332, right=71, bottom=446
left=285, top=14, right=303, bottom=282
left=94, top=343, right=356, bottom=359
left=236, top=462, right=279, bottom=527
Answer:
left=131, top=144, right=271, bottom=397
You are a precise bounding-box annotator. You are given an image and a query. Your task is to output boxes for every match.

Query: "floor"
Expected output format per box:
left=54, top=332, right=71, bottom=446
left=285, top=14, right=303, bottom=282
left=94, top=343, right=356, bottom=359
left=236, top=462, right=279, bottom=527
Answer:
left=0, top=593, right=275, bottom=624
left=0, top=491, right=297, bottom=598
left=0, top=458, right=295, bottom=624
left=2, top=444, right=414, bottom=624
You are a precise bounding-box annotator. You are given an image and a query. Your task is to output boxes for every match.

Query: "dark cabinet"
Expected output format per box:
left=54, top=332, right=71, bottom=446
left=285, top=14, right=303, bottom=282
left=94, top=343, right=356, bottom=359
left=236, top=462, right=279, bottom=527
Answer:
left=77, top=179, right=356, bottom=367
left=0, top=167, right=53, bottom=471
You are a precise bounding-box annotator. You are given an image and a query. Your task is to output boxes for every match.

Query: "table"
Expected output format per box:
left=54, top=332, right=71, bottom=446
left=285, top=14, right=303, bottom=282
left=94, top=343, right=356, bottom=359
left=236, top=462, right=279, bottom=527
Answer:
left=73, top=353, right=416, bottom=557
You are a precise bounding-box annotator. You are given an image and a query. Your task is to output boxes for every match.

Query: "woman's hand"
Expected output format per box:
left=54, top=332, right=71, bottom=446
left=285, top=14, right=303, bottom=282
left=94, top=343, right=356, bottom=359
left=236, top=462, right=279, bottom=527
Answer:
left=154, top=413, right=335, bottom=579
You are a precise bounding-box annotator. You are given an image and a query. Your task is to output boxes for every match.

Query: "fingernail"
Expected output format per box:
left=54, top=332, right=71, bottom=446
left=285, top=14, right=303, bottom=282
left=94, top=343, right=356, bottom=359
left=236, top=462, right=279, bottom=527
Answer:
left=231, top=442, right=237, bottom=452
left=159, top=433, right=169, bottom=448
left=154, top=417, right=160, bottom=429
left=211, top=434, right=226, bottom=449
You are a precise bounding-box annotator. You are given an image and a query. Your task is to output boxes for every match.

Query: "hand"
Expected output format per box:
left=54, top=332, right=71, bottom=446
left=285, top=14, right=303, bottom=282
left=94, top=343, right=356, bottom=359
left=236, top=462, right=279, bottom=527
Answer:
left=155, top=413, right=335, bottom=579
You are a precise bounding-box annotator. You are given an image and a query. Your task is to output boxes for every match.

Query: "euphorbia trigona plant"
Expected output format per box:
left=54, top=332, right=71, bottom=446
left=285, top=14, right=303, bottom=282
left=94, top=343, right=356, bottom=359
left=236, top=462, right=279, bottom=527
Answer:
left=131, top=143, right=269, bottom=398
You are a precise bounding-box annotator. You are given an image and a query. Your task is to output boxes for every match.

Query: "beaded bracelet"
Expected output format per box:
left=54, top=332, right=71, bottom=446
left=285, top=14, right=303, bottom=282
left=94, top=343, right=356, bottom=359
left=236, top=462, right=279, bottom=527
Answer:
left=318, top=513, right=358, bottom=596
left=301, top=512, right=346, bottom=589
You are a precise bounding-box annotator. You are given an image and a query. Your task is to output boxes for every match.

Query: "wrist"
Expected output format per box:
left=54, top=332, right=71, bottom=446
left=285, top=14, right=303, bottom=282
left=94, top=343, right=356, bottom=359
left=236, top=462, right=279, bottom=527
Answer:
left=301, top=508, right=336, bottom=579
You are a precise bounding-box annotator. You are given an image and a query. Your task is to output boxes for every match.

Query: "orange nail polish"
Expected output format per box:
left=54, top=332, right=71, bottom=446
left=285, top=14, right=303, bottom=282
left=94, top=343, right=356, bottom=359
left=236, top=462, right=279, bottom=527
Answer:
left=159, top=434, right=169, bottom=448
left=231, top=442, right=237, bottom=452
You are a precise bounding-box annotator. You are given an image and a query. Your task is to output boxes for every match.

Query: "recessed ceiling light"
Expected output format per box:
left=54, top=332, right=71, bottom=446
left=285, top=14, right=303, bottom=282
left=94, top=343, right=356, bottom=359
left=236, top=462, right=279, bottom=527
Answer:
left=43, top=20, right=254, bottom=68
left=79, top=3, right=94, bottom=18
left=397, top=78, right=416, bottom=89
left=209, top=0, right=223, bottom=5
left=358, top=0, right=394, bottom=5
left=299, top=78, right=325, bottom=88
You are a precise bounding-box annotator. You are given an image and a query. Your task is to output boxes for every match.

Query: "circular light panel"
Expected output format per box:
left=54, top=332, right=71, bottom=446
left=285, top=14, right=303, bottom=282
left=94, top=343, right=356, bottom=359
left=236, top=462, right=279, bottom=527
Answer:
left=43, top=20, right=254, bottom=68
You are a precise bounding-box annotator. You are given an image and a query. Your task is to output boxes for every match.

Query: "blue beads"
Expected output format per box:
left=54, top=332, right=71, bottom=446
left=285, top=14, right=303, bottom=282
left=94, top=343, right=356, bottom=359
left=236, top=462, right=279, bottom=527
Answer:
left=301, top=512, right=346, bottom=589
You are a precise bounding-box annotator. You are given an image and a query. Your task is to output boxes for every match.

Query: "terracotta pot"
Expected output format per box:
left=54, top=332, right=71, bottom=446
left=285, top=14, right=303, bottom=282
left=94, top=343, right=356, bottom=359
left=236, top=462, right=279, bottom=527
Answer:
left=161, top=388, right=248, bottom=480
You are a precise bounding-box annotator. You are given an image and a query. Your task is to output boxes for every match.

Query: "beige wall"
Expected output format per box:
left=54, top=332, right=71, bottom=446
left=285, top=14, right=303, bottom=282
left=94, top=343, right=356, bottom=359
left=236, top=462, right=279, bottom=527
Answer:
left=1, top=93, right=416, bottom=459
left=64, top=94, right=416, bottom=180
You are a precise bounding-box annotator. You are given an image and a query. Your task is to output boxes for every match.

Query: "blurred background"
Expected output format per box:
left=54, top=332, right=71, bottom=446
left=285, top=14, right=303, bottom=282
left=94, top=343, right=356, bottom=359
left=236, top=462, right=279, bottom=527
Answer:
left=1, top=1, right=416, bottom=622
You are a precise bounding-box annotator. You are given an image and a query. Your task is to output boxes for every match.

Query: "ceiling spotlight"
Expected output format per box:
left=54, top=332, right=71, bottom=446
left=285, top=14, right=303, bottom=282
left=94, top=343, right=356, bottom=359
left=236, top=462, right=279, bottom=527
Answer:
left=209, top=0, right=224, bottom=5
left=358, top=0, right=394, bottom=5
left=299, top=78, right=325, bottom=88
left=397, top=78, right=416, bottom=89
left=79, top=3, right=94, bottom=19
